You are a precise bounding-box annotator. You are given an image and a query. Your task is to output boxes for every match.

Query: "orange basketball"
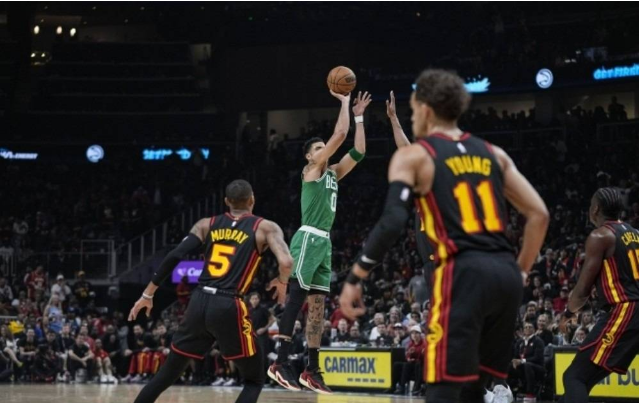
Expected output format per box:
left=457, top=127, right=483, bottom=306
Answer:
left=326, top=66, right=356, bottom=95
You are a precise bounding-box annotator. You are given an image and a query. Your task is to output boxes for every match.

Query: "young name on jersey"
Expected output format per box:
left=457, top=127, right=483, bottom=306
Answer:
left=445, top=155, right=492, bottom=177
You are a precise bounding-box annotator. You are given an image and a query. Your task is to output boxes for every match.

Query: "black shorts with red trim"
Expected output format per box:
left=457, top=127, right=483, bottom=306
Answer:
left=171, top=288, right=258, bottom=361
left=578, top=301, right=639, bottom=374
left=424, top=251, right=522, bottom=384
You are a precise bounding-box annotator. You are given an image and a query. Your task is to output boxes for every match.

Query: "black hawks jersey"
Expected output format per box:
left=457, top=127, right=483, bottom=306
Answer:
left=199, top=213, right=264, bottom=295
left=596, top=221, right=639, bottom=306
left=415, top=133, right=512, bottom=265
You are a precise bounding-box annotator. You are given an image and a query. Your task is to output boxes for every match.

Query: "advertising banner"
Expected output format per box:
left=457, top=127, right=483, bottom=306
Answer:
left=319, top=349, right=392, bottom=389
left=554, top=350, right=639, bottom=399
left=171, top=261, right=204, bottom=284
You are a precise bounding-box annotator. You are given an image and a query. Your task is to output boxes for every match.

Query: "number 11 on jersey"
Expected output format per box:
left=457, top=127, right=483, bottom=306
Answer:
left=453, top=180, right=503, bottom=234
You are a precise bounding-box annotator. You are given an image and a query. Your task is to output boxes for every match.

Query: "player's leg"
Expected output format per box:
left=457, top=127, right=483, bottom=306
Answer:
left=474, top=254, right=522, bottom=403
left=206, top=296, right=265, bottom=402
left=267, top=279, right=305, bottom=390
left=133, top=352, right=191, bottom=403
left=270, top=230, right=322, bottom=390
left=275, top=231, right=310, bottom=363
left=233, top=347, right=266, bottom=403
left=426, top=254, right=517, bottom=403
left=299, top=238, right=333, bottom=394
left=564, top=303, right=639, bottom=403
left=426, top=382, right=464, bottom=403
left=562, top=351, right=609, bottom=403
left=305, top=291, right=325, bottom=369
left=134, top=289, right=212, bottom=402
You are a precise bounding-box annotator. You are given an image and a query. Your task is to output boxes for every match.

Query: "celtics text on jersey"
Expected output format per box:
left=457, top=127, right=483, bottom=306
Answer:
left=300, top=168, right=338, bottom=232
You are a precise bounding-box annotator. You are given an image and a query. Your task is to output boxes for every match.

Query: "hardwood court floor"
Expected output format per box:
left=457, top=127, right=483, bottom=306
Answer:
left=0, top=383, right=421, bottom=403
left=0, top=383, right=558, bottom=402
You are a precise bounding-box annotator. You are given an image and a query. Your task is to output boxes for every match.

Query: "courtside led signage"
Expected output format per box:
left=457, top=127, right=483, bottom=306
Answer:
left=143, top=147, right=210, bottom=161
left=593, top=64, right=639, bottom=81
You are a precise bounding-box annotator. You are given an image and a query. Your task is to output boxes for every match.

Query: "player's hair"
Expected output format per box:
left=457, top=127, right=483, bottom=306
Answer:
left=303, top=137, right=324, bottom=156
left=225, top=179, right=253, bottom=204
left=594, top=187, right=624, bottom=219
left=414, top=69, right=471, bottom=121
left=248, top=291, right=260, bottom=299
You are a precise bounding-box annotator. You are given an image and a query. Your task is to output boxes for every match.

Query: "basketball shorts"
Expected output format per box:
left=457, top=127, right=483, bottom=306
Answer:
left=425, top=251, right=523, bottom=384
left=289, top=226, right=332, bottom=292
left=171, top=288, right=258, bottom=361
left=578, top=301, right=639, bottom=373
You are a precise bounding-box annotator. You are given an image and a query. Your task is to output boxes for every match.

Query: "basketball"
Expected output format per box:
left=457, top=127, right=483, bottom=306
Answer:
left=327, top=66, right=356, bottom=95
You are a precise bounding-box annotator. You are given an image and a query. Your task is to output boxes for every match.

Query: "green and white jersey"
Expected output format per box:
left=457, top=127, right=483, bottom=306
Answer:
left=300, top=168, right=338, bottom=232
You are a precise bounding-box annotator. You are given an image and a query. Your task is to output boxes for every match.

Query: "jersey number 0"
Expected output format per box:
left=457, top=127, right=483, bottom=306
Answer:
left=207, top=244, right=237, bottom=278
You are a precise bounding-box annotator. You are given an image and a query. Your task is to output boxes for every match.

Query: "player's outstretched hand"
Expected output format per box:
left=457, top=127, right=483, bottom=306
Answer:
left=330, top=90, right=351, bottom=103
left=352, top=91, right=372, bottom=116
left=267, top=278, right=287, bottom=306
left=128, top=297, right=153, bottom=321
left=386, top=90, right=397, bottom=118
left=339, top=281, right=366, bottom=321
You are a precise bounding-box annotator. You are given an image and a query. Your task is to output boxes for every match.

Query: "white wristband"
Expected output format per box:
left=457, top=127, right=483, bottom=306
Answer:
left=354, top=115, right=364, bottom=124
left=142, top=293, right=154, bottom=300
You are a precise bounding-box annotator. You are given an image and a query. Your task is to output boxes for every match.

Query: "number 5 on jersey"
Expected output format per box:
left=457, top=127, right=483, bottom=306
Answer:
left=207, top=244, right=237, bottom=277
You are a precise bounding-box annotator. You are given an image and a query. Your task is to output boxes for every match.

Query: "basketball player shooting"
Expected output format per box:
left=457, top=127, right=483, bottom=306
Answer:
left=340, top=69, right=549, bottom=403
left=127, top=180, right=293, bottom=403
left=268, top=89, right=372, bottom=394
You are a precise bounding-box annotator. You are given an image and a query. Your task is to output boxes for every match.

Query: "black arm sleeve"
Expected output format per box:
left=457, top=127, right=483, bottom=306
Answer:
left=151, top=234, right=203, bottom=286
left=357, top=181, right=414, bottom=271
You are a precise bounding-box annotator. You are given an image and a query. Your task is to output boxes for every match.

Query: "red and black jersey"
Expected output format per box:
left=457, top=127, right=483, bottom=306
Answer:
left=596, top=221, right=639, bottom=306
left=199, top=213, right=263, bottom=295
left=415, top=133, right=512, bottom=264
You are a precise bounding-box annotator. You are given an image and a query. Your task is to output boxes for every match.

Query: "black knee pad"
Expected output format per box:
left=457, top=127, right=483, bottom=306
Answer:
left=426, top=382, right=463, bottom=403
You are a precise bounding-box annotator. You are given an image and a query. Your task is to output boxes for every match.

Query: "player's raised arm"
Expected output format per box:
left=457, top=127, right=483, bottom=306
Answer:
left=311, top=90, right=351, bottom=167
left=260, top=220, right=294, bottom=305
left=331, top=91, right=372, bottom=180
left=339, top=144, right=429, bottom=319
left=128, top=218, right=208, bottom=321
left=494, top=146, right=549, bottom=277
left=387, top=91, right=411, bottom=148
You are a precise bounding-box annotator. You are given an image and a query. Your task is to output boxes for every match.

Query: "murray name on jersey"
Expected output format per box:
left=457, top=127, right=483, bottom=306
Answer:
left=210, top=228, right=250, bottom=244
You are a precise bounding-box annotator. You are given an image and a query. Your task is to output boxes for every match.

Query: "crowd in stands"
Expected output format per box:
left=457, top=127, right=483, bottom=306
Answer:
left=0, top=150, right=243, bottom=278
left=248, top=97, right=638, bottom=397
left=0, top=97, right=637, bottom=400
